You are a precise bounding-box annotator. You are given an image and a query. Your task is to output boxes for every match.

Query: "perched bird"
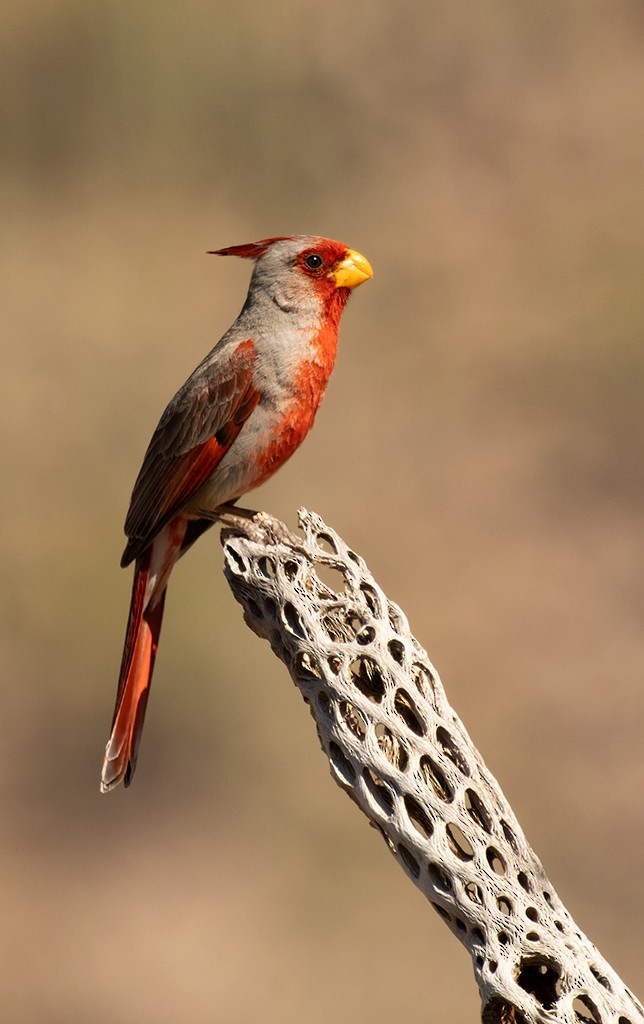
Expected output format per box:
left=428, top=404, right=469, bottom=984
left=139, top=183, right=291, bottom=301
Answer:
left=101, top=235, right=372, bottom=792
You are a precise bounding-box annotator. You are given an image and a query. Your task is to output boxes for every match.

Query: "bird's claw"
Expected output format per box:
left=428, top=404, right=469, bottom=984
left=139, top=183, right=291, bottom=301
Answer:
left=251, top=511, right=307, bottom=550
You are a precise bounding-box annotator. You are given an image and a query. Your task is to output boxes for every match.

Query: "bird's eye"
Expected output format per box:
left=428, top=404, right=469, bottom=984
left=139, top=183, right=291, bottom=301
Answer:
left=303, top=253, right=324, bottom=271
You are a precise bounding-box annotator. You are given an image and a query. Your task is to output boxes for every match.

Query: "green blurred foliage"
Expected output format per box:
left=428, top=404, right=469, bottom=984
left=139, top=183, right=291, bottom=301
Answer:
left=2, top=2, right=644, bottom=1022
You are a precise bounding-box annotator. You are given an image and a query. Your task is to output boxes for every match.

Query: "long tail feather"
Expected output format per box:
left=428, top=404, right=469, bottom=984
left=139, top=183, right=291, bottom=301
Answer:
left=101, top=518, right=186, bottom=792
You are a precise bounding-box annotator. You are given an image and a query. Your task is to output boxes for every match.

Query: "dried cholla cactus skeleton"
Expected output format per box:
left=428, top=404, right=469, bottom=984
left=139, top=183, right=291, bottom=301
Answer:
left=221, top=508, right=642, bottom=1024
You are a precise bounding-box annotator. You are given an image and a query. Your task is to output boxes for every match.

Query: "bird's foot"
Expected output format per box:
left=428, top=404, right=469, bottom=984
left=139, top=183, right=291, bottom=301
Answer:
left=217, top=506, right=306, bottom=552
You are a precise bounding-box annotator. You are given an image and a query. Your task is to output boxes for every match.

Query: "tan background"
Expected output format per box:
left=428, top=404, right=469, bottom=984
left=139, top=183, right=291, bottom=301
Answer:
left=2, top=2, right=644, bottom=1020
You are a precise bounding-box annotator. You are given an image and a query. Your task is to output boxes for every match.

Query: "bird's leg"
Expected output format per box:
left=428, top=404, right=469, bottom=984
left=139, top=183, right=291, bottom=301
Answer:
left=216, top=502, right=260, bottom=522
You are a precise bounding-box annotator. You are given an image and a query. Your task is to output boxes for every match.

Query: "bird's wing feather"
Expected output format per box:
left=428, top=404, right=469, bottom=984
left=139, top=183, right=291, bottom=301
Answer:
left=121, top=339, right=258, bottom=565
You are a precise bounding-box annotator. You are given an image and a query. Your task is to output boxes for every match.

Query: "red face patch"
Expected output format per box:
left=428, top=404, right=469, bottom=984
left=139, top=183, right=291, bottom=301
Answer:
left=295, top=239, right=349, bottom=279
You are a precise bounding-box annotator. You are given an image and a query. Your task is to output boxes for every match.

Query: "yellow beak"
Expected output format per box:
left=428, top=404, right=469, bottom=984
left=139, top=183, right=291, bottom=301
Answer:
left=331, top=248, right=373, bottom=290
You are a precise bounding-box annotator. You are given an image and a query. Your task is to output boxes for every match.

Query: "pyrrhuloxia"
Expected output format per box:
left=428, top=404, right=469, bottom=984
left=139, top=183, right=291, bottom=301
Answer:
left=101, top=235, right=372, bottom=792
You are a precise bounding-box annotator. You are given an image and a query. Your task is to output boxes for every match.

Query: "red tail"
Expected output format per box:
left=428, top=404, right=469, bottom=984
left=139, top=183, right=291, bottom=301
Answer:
left=101, top=519, right=186, bottom=792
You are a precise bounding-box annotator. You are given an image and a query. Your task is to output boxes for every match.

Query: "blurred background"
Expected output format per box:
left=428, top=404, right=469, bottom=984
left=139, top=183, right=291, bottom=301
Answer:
left=2, top=2, right=644, bottom=1020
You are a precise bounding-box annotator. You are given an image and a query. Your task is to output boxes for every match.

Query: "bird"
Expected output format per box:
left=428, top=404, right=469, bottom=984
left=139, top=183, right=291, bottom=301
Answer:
left=101, top=235, right=373, bottom=793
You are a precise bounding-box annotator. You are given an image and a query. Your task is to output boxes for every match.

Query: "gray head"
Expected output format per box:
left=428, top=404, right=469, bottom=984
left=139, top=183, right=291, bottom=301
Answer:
left=209, top=235, right=373, bottom=318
